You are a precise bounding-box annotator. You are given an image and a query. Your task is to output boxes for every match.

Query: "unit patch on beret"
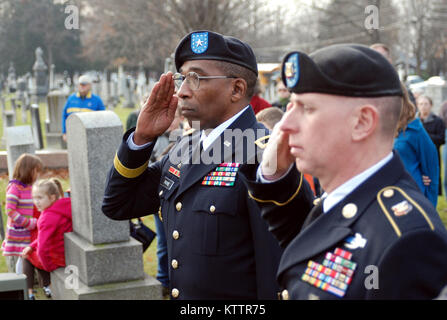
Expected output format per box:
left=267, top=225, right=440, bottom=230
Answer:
left=285, top=53, right=299, bottom=88
left=191, top=32, right=209, bottom=54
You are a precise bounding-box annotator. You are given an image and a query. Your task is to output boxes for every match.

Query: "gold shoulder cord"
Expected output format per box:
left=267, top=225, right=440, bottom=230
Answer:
left=254, top=135, right=270, bottom=150
left=248, top=172, right=303, bottom=207
left=377, top=186, right=435, bottom=237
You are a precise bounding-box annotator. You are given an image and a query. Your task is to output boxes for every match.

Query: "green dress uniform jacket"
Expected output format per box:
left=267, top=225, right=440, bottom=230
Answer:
left=102, top=107, right=283, bottom=300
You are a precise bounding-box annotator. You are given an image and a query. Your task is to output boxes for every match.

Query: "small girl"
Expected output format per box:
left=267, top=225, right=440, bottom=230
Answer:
left=22, top=178, right=72, bottom=299
left=1, top=153, right=43, bottom=273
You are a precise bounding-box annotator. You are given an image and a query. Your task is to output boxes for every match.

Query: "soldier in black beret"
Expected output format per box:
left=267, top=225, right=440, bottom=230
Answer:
left=102, top=30, right=289, bottom=299
left=243, top=44, right=447, bottom=299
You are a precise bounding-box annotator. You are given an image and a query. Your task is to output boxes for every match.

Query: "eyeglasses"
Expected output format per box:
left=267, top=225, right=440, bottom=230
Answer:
left=173, top=72, right=236, bottom=91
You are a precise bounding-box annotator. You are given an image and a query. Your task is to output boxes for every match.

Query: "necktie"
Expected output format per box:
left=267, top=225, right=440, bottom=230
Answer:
left=302, top=198, right=325, bottom=229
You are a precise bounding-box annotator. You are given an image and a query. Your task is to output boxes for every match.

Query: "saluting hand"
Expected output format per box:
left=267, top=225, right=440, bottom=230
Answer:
left=260, top=117, right=295, bottom=181
left=134, top=72, right=178, bottom=145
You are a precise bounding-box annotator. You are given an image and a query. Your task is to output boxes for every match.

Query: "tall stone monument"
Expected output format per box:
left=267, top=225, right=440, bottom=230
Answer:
left=7, top=62, right=17, bottom=93
left=6, top=126, right=36, bottom=179
left=50, top=111, right=161, bottom=299
left=32, top=47, right=48, bottom=103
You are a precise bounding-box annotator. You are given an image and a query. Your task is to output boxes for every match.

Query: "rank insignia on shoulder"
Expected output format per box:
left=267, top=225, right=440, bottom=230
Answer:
left=391, top=200, right=412, bottom=217
left=202, top=163, right=240, bottom=187
left=168, top=166, right=181, bottom=178
left=301, top=247, right=356, bottom=298
left=344, top=233, right=367, bottom=250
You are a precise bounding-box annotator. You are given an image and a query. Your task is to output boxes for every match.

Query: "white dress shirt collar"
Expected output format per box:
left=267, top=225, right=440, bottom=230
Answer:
left=322, top=152, right=393, bottom=213
left=200, top=105, right=250, bottom=150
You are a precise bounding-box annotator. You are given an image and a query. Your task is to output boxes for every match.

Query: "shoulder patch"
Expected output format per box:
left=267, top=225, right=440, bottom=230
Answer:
left=254, top=135, right=270, bottom=149
left=377, top=186, right=435, bottom=237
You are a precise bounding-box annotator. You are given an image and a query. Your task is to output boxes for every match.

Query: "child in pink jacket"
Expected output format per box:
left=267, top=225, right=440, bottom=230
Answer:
left=22, top=178, right=72, bottom=299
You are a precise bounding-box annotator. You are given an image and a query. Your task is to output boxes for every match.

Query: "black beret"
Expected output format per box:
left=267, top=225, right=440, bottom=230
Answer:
left=281, top=44, right=403, bottom=97
left=175, top=30, right=258, bottom=76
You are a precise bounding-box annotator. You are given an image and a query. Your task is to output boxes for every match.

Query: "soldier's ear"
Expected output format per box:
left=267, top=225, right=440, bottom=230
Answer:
left=351, top=104, right=379, bottom=141
left=230, top=78, right=247, bottom=103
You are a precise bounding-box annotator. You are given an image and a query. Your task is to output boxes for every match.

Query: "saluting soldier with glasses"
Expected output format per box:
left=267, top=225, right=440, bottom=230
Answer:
left=102, top=31, right=302, bottom=300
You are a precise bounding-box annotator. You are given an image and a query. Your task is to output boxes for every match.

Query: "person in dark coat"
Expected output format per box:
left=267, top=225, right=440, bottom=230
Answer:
left=242, top=44, right=447, bottom=300
left=417, top=95, right=445, bottom=195
left=102, top=31, right=284, bottom=300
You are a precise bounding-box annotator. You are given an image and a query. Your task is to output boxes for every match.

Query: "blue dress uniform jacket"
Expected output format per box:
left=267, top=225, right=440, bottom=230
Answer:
left=102, top=107, right=283, bottom=300
left=244, top=153, right=447, bottom=299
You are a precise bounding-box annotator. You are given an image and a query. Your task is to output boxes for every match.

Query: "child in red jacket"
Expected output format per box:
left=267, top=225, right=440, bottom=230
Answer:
left=22, top=178, right=72, bottom=299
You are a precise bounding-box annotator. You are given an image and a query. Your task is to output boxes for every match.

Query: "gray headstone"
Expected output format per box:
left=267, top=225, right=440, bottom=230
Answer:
left=33, top=47, right=48, bottom=100
left=66, top=111, right=129, bottom=244
left=46, top=90, right=67, bottom=149
left=0, top=273, right=28, bottom=300
left=4, top=111, right=15, bottom=127
left=100, top=71, right=109, bottom=104
left=49, top=64, right=56, bottom=90
left=124, top=75, right=135, bottom=108
left=7, top=62, right=17, bottom=93
left=118, top=66, right=125, bottom=97
left=10, top=98, right=17, bottom=123
left=51, top=111, right=161, bottom=299
left=30, top=104, right=44, bottom=149
left=20, top=96, right=28, bottom=123
left=6, top=126, right=36, bottom=179
left=1, top=111, right=16, bottom=149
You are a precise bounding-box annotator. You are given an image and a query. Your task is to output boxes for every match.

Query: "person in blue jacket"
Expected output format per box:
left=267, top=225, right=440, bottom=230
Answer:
left=62, top=74, right=105, bottom=141
left=394, top=85, right=439, bottom=207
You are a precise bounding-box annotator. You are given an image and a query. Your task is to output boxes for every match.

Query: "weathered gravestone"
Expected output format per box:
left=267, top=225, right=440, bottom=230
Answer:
left=49, top=64, right=56, bottom=91
left=30, top=104, right=44, bottom=149
left=10, top=98, right=17, bottom=124
left=7, top=62, right=17, bottom=93
left=33, top=47, right=49, bottom=103
left=118, top=66, right=125, bottom=97
left=100, top=70, right=109, bottom=105
left=109, top=73, right=119, bottom=108
left=50, top=111, right=161, bottom=300
left=46, top=90, right=67, bottom=149
left=1, top=111, right=16, bottom=149
left=6, top=126, right=36, bottom=180
left=124, top=75, right=135, bottom=108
